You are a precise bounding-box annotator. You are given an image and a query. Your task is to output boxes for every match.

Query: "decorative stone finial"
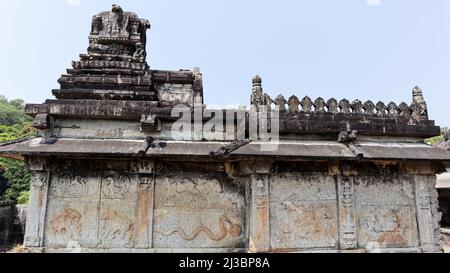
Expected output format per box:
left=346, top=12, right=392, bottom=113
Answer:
left=411, top=86, right=428, bottom=121
left=351, top=100, right=363, bottom=114
left=112, top=4, right=123, bottom=13
left=301, top=96, right=313, bottom=112
left=412, top=86, right=423, bottom=97
left=376, top=101, right=386, bottom=116
left=288, top=95, right=300, bottom=112
left=274, top=94, right=287, bottom=111
left=363, top=100, right=375, bottom=114
left=387, top=102, right=399, bottom=115
left=339, top=99, right=350, bottom=113
left=250, top=75, right=272, bottom=111
left=252, top=75, right=262, bottom=85
left=398, top=102, right=411, bottom=118
left=314, top=97, right=326, bottom=113
left=327, top=98, right=338, bottom=113
left=88, top=5, right=151, bottom=62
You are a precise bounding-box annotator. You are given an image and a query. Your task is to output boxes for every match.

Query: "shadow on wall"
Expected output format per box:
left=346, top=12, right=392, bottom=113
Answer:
left=0, top=202, right=27, bottom=247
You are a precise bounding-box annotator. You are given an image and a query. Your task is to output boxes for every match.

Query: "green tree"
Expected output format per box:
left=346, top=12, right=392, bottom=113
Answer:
left=0, top=159, right=32, bottom=204
left=426, top=127, right=448, bottom=145
left=0, top=99, right=32, bottom=125
left=0, top=97, right=35, bottom=204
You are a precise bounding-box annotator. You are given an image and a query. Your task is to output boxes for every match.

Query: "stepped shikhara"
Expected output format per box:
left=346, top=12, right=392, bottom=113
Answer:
left=1, top=5, right=450, bottom=253
left=53, top=4, right=203, bottom=108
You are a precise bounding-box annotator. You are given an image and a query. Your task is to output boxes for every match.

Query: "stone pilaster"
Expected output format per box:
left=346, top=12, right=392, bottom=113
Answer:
left=134, top=175, right=155, bottom=249
left=24, top=170, right=50, bottom=247
left=414, top=175, right=442, bottom=253
left=337, top=175, right=357, bottom=249
left=243, top=161, right=272, bottom=253
left=131, top=160, right=157, bottom=249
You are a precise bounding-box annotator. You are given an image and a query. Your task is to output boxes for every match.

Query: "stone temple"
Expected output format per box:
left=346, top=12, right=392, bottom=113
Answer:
left=1, top=5, right=450, bottom=253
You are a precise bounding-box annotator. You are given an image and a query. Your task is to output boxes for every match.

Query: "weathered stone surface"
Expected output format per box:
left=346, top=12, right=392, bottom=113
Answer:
left=44, top=172, right=101, bottom=248
left=353, top=175, right=419, bottom=249
left=153, top=173, right=245, bottom=249
left=156, top=83, right=195, bottom=107
left=270, top=173, right=338, bottom=250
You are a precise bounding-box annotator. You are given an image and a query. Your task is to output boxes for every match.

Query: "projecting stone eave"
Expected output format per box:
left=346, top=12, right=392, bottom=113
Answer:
left=1, top=138, right=450, bottom=164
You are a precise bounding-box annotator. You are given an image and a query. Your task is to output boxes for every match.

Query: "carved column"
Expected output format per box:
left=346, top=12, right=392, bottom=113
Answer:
left=414, top=175, right=442, bottom=253
left=24, top=158, right=50, bottom=248
left=131, top=160, right=156, bottom=249
left=242, top=161, right=272, bottom=253
left=337, top=175, right=357, bottom=249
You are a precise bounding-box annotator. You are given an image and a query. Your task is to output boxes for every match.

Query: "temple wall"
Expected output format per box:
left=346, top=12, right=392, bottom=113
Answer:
left=22, top=159, right=442, bottom=253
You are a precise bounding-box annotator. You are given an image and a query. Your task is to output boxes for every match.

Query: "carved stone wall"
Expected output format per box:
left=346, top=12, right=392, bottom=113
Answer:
left=22, top=159, right=442, bottom=253
left=153, top=172, right=245, bottom=249
left=269, top=173, right=338, bottom=250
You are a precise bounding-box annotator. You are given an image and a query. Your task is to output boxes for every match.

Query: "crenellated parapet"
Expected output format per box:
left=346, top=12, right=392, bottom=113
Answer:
left=250, top=76, right=439, bottom=138
left=251, top=75, right=432, bottom=122
left=272, top=92, right=425, bottom=123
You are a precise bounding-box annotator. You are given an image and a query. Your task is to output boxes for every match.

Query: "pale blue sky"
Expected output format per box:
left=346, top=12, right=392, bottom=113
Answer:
left=1, top=0, right=450, bottom=126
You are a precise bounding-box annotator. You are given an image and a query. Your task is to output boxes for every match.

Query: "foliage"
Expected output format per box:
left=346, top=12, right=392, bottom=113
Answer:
left=426, top=127, right=448, bottom=145
left=0, top=97, right=32, bottom=125
left=17, top=190, right=30, bottom=205
left=0, top=159, right=32, bottom=204
left=0, top=97, right=35, bottom=204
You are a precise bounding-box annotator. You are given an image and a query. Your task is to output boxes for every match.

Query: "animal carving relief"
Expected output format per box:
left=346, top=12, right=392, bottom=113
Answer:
left=100, top=209, right=134, bottom=245
left=156, top=215, right=242, bottom=242
left=271, top=201, right=338, bottom=249
left=362, top=210, right=408, bottom=247
left=50, top=208, right=82, bottom=239
left=101, top=175, right=131, bottom=199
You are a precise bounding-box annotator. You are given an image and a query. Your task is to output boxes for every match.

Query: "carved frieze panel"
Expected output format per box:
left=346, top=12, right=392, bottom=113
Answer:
left=99, top=208, right=135, bottom=248
left=52, top=174, right=88, bottom=199
left=153, top=173, right=245, bottom=248
left=357, top=206, right=418, bottom=248
left=271, top=202, right=337, bottom=249
left=130, top=160, right=159, bottom=174
left=98, top=174, right=139, bottom=248
left=101, top=174, right=132, bottom=200
left=156, top=83, right=194, bottom=107
left=353, top=175, right=419, bottom=249
left=44, top=201, right=100, bottom=248
left=50, top=172, right=102, bottom=200
left=269, top=173, right=338, bottom=250
left=44, top=173, right=101, bottom=248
